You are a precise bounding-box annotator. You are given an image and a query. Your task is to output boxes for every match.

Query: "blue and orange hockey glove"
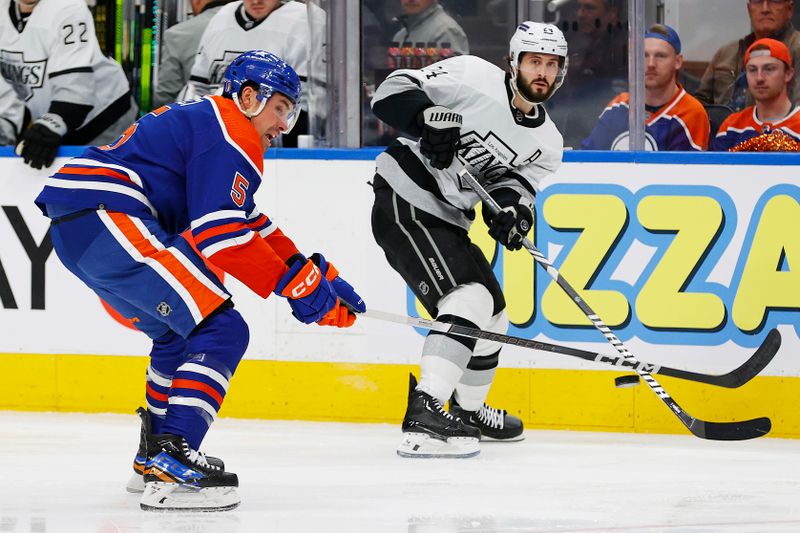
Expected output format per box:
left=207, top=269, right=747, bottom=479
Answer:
left=310, top=253, right=366, bottom=328
left=274, top=254, right=337, bottom=324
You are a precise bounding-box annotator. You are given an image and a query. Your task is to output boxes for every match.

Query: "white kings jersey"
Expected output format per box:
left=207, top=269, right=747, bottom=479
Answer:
left=184, top=1, right=309, bottom=110
left=371, top=55, right=563, bottom=230
left=0, top=75, right=23, bottom=142
left=0, top=0, right=130, bottom=140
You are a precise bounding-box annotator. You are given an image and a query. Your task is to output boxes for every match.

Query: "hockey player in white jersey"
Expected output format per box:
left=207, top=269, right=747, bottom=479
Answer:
left=0, top=0, right=137, bottom=170
left=370, top=22, right=568, bottom=457
left=180, top=0, right=311, bottom=146
left=0, top=76, right=23, bottom=145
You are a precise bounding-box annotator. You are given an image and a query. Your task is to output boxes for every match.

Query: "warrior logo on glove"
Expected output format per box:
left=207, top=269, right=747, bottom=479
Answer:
left=418, top=105, right=463, bottom=170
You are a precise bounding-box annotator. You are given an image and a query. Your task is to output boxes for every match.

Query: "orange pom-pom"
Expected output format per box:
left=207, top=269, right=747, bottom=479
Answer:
left=729, top=130, right=800, bottom=152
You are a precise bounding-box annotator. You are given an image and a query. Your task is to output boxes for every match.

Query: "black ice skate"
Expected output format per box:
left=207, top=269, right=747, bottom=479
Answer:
left=139, top=433, right=240, bottom=512
left=397, top=374, right=481, bottom=458
left=126, top=406, right=225, bottom=493
left=449, top=394, right=525, bottom=442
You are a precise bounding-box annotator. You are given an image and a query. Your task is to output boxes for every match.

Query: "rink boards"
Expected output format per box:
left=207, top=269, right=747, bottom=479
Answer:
left=1, top=148, right=799, bottom=437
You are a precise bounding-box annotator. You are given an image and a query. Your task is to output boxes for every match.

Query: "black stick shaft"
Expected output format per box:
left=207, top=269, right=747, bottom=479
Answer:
left=455, top=165, right=771, bottom=440
left=363, top=310, right=779, bottom=389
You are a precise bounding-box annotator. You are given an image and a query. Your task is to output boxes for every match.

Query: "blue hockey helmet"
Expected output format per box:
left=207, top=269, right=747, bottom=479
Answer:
left=223, top=50, right=301, bottom=125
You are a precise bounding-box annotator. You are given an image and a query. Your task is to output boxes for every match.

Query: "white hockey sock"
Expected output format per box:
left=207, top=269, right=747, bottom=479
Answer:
left=417, top=355, right=464, bottom=404
left=454, top=381, right=493, bottom=412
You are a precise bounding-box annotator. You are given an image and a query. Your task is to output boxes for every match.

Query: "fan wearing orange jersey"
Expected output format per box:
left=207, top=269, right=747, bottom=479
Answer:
left=713, top=38, right=800, bottom=151
left=582, top=24, right=710, bottom=151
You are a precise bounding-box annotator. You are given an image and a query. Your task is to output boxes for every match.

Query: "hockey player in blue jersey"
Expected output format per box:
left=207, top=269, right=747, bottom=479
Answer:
left=34, top=50, right=365, bottom=512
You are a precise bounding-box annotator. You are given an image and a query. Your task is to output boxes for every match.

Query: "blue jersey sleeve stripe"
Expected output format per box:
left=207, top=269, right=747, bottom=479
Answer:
left=52, top=171, right=144, bottom=191
left=42, top=177, right=158, bottom=215
left=192, top=217, right=253, bottom=236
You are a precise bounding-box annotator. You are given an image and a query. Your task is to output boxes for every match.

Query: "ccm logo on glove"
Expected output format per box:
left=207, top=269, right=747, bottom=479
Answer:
left=281, top=261, right=321, bottom=299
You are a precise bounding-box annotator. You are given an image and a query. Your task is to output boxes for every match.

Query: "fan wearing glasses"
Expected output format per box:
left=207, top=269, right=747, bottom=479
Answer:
left=696, top=0, right=800, bottom=111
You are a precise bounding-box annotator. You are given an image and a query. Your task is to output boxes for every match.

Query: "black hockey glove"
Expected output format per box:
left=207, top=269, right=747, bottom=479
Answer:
left=417, top=105, right=462, bottom=170
left=16, top=113, right=66, bottom=170
left=483, top=190, right=534, bottom=251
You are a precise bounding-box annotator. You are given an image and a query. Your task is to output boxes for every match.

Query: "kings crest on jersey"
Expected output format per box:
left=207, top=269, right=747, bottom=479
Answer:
left=0, top=0, right=130, bottom=127
left=372, top=55, right=563, bottom=230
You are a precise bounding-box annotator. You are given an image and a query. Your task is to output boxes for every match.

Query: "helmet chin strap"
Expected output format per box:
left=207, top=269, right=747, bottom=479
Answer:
left=509, top=68, right=539, bottom=112
left=232, top=93, right=268, bottom=118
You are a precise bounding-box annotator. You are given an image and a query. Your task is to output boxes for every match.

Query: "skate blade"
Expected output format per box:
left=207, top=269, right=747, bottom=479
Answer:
left=126, top=472, right=145, bottom=493
left=481, top=433, right=525, bottom=443
left=140, top=482, right=240, bottom=512
left=396, top=432, right=480, bottom=458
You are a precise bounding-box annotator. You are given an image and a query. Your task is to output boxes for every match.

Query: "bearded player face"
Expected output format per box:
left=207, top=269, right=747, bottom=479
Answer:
left=516, top=52, right=561, bottom=103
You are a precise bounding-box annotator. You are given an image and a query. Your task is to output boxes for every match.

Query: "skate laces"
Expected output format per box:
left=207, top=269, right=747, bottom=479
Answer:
left=476, top=403, right=505, bottom=429
left=180, top=440, right=215, bottom=470
left=430, top=396, right=455, bottom=420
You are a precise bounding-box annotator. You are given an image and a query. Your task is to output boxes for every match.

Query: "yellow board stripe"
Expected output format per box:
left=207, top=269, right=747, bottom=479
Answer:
left=1, top=353, right=798, bottom=438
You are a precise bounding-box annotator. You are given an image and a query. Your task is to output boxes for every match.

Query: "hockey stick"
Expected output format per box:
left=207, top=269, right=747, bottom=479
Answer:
left=455, top=163, right=771, bottom=440
left=363, top=309, right=780, bottom=389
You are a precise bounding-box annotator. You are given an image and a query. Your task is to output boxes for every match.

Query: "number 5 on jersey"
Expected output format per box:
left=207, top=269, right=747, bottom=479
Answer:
left=230, top=172, right=250, bottom=206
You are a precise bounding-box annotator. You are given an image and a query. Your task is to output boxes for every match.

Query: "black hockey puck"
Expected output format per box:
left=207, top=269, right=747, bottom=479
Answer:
left=615, top=375, right=640, bottom=388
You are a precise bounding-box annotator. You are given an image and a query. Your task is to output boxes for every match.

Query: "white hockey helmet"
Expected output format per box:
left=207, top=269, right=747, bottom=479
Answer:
left=509, top=21, right=569, bottom=103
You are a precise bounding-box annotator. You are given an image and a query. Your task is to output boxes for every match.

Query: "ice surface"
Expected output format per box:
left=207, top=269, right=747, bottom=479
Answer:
left=0, top=411, right=798, bottom=532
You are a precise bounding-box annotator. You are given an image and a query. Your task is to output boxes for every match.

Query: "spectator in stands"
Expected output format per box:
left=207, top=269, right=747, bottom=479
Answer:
left=697, top=0, right=800, bottom=111
left=0, top=0, right=136, bottom=169
left=364, top=0, right=399, bottom=76
left=0, top=76, right=24, bottom=145
left=392, top=0, right=469, bottom=55
left=571, top=0, right=627, bottom=81
left=154, top=0, right=233, bottom=108
left=181, top=0, right=310, bottom=147
left=713, top=38, right=800, bottom=151
left=547, top=0, right=628, bottom=148
left=582, top=25, right=709, bottom=151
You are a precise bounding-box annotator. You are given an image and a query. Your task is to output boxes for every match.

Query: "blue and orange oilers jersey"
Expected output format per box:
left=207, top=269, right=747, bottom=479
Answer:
left=581, top=85, right=710, bottom=151
left=35, top=96, right=299, bottom=297
left=712, top=105, right=800, bottom=151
